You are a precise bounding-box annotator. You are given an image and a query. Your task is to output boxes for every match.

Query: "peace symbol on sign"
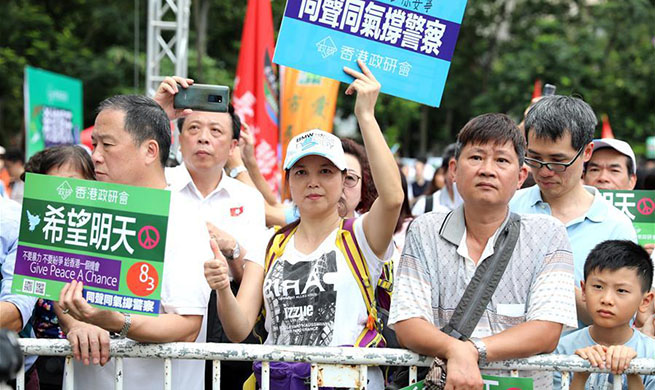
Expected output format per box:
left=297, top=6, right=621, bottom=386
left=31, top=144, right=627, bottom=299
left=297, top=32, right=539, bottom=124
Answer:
left=138, top=226, right=160, bottom=250
left=638, top=198, right=655, bottom=216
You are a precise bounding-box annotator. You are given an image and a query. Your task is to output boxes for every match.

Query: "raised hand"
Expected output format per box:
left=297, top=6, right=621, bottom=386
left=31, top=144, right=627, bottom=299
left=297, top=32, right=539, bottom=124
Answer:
left=238, top=123, right=257, bottom=168
left=204, top=239, right=231, bottom=291
left=153, top=76, right=194, bottom=120
left=343, top=59, right=381, bottom=121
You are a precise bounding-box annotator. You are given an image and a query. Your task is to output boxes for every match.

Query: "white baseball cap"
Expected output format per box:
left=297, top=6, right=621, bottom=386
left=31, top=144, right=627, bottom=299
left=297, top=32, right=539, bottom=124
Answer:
left=283, top=129, right=347, bottom=171
left=592, top=138, right=637, bottom=174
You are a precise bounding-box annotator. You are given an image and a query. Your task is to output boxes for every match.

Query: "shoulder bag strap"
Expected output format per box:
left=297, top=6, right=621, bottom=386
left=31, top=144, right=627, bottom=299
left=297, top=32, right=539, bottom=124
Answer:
left=440, top=212, right=521, bottom=341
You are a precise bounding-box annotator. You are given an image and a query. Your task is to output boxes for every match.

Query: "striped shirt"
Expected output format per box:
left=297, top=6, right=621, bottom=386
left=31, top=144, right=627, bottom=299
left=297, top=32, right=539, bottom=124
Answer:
left=389, top=206, right=577, bottom=390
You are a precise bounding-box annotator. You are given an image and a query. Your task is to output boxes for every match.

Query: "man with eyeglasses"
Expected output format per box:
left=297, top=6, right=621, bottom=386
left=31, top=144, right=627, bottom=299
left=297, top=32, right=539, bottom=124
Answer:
left=510, top=95, right=636, bottom=327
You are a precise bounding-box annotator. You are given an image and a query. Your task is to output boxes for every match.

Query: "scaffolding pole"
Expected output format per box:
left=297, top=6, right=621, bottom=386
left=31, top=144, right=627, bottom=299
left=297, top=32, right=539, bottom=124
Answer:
left=145, top=0, right=190, bottom=97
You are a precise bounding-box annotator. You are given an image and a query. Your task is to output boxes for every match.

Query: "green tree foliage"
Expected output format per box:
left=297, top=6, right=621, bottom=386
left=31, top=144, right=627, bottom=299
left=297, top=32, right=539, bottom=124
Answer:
left=1, top=0, right=653, bottom=155
left=433, top=0, right=655, bottom=155
left=0, top=0, right=145, bottom=145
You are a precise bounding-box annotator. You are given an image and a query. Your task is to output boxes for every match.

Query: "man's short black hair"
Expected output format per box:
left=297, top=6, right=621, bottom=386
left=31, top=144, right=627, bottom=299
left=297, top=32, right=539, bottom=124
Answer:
left=584, top=240, right=653, bottom=293
left=97, top=95, right=171, bottom=167
left=455, top=113, right=526, bottom=166
left=524, top=95, right=597, bottom=151
left=440, top=143, right=457, bottom=170
left=176, top=104, right=241, bottom=140
left=626, top=156, right=635, bottom=177
left=4, top=149, right=24, bottom=164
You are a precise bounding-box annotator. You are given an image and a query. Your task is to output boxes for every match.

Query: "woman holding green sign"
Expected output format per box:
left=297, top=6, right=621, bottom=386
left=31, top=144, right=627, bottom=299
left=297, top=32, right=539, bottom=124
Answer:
left=21, top=145, right=95, bottom=390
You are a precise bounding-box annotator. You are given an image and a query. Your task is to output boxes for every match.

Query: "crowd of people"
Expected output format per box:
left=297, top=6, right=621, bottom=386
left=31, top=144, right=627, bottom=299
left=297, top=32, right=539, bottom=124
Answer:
left=1, top=59, right=655, bottom=390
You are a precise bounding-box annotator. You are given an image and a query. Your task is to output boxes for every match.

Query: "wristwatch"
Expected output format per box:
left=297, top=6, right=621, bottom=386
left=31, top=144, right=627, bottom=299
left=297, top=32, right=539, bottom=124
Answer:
left=468, top=337, right=487, bottom=365
left=225, top=241, right=241, bottom=261
left=114, top=313, right=131, bottom=339
left=229, top=166, right=247, bottom=178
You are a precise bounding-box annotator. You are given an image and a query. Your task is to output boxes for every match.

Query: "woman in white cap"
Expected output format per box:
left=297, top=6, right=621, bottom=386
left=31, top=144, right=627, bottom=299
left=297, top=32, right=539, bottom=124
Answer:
left=204, top=60, right=403, bottom=389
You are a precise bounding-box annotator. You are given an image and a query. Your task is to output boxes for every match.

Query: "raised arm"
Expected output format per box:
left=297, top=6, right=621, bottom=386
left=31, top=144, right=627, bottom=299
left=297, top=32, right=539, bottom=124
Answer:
left=343, top=60, right=403, bottom=258
left=228, top=124, right=280, bottom=207
left=152, top=76, right=194, bottom=120
left=227, top=124, right=295, bottom=227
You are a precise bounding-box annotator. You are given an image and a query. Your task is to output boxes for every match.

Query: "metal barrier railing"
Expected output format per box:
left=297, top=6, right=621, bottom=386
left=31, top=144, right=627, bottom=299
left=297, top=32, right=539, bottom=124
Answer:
left=16, top=339, right=655, bottom=390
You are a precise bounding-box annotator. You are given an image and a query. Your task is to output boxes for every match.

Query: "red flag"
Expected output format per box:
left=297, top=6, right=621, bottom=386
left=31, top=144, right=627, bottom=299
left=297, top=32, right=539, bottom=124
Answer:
left=233, top=0, right=280, bottom=194
left=81, top=126, right=94, bottom=149
left=601, top=114, right=614, bottom=139
left=532, top=79, right=542, bottom=100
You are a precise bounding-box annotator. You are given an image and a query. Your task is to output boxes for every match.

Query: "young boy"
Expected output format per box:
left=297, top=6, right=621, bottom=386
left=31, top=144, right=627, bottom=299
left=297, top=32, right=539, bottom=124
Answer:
left=554, top=240, right=655, bottom=390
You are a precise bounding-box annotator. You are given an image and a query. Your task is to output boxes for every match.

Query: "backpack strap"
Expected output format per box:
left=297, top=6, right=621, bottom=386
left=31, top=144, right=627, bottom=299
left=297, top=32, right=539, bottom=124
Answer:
left=337, top=218, right=386, bottom=348
left=376, top=261, right=393, bottom=311
left=264, top=225, right=297, bottom=273
left=259, top=220, right=386, bottom=348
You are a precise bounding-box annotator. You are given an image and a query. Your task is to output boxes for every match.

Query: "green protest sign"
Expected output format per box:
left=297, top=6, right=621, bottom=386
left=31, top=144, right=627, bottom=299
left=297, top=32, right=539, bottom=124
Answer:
left=600, top=190, right=655, bottom=245
left=646, top=137, right=655, bottom=160
left=24, top=66, right=83, bottom=160
left=400, top=375, right=533, bottom=390
left=11, top=173, right=171, bottom=316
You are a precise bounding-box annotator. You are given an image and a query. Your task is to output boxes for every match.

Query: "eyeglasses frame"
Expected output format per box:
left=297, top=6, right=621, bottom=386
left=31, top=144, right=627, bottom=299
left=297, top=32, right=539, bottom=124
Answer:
left=524, top=144, right=586, bottom=172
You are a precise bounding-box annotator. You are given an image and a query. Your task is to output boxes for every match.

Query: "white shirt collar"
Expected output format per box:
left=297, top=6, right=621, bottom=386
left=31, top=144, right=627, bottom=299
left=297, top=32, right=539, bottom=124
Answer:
left=457, top=226, right=502, bottom=266
left=454, top=211, right=509, bottom=266
left=167, top=163, right=236, bottom=200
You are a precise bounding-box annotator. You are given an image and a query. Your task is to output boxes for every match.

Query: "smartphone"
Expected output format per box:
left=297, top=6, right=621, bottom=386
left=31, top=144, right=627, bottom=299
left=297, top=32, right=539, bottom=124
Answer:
left=173, top=84, right=230, bottom=112
left=543, top=83, right=556, bottom=96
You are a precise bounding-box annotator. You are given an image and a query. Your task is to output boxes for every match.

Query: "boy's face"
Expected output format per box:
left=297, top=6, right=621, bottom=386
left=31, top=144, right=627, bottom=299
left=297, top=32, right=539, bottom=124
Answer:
left=582, top=268, right=653, bottom=330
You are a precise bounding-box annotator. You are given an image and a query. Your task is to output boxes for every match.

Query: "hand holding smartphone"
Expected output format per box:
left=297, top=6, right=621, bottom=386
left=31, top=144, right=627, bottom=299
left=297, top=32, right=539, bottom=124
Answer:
left=173, top=84, right=230, bottom=112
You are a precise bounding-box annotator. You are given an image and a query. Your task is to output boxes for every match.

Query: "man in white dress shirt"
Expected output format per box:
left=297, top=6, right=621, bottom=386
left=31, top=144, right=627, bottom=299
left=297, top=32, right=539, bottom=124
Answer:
left=154, top=76, right=267, bottom=390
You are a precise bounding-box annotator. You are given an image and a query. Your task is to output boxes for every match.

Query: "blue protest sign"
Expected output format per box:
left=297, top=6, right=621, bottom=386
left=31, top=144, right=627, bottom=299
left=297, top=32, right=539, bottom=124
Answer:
left=273, top=0, right=468, bottom=107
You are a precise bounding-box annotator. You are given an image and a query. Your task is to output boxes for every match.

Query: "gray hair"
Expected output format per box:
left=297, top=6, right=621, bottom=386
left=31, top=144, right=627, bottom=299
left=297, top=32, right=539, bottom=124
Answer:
left=97, top=95, right=171, bottom=167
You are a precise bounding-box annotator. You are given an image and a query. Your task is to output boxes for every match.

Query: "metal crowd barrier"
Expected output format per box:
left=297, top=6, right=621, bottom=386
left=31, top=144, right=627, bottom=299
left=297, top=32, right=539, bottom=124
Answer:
left=16, top=339, right=655, bottom=390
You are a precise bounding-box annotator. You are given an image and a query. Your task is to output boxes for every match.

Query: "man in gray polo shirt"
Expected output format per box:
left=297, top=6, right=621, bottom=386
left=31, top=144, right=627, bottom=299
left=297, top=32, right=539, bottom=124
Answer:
left=390, top=113, right=577, bottom=390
